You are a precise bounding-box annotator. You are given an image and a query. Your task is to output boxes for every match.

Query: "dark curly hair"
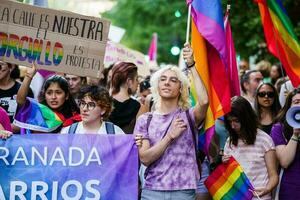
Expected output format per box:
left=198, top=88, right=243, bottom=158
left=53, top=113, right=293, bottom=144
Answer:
left=78, top=85, right=113, bottom=120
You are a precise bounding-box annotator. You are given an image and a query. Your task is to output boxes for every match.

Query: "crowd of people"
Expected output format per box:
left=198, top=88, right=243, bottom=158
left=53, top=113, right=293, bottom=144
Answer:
left=0, top=42, right=299, bottom=200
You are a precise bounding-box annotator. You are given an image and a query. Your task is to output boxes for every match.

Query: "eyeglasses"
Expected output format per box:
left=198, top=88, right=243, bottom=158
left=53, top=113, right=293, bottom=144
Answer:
left=257, top=91, right=275, bottom=98
left=79, top=101, right=96, bottom=111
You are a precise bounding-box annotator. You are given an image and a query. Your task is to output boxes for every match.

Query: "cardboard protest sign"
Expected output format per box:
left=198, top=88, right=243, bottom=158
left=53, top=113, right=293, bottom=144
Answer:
left=0, top=134, right=138, bottom=200
left=0, top=0, right=110, bottom=78
left=104, top=41, right=150, bottom=77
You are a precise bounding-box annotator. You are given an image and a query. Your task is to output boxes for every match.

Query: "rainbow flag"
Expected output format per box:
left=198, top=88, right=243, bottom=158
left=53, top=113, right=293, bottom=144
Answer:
left=148, top=33, right=157, bottom=61
left=256, top=0, right=300, bottom=87
left=205, top=156, right=254, bottom=200
left=13, top=97, right=63, bottom=132
left=187, top=0, right=231, bottom=153
left=224, top=9, right=240, bottom=97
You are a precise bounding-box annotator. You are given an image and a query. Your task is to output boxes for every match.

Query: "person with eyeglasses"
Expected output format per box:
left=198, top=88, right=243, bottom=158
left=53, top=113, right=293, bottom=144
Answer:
left=270, top=88, right=300, bottom=200
left=15, top=64, right=80, bottom=133
left=61, top=85, right=124, bottom=134
left=223, top=96, right=278, bottom=200
left=254, top=83, right=281, bottom=135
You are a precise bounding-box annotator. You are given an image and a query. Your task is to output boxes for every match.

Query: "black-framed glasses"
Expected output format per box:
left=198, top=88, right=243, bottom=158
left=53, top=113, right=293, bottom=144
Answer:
left=79, top=101, right=96, bottom=111
left=257, top=91, right=275, bottom=98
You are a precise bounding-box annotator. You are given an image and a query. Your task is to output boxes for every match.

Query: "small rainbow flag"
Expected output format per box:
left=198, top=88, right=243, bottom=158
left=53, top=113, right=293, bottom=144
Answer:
left=256, top=0, right=300, bottom=87
left=13, top=97, right=63, bottom=132
left=204, top=157, right=254, bottom=200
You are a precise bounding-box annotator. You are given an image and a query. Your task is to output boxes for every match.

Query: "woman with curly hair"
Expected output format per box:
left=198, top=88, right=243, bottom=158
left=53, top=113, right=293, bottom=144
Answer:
left=61, top=85, right=124, bottom=134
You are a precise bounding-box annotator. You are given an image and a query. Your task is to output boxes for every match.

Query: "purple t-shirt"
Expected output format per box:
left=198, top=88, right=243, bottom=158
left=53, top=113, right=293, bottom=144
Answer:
left=133, top=108, right=200, bottom=190
left=271, top=123, right=300, bottom=199
left=0, top=107, right=12, bottom=132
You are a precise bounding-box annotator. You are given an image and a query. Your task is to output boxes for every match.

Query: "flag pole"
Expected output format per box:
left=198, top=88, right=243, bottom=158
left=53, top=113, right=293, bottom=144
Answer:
left=186, top=4, right=192, bottom=43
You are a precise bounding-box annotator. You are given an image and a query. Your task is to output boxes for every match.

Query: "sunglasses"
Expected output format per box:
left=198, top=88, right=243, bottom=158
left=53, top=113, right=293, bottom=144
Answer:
left=257, top=91, right=275, bottom=98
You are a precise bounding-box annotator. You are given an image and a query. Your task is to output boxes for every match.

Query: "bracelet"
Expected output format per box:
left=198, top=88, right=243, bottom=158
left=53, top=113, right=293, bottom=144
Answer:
left=166, top=134, right=174, bottom=142
left=187, top=61, right=195, bottom=69
left=291, top=137, right=299, bottom=142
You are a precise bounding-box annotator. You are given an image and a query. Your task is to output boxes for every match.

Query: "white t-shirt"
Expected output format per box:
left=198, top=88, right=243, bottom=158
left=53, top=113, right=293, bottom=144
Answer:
left=61, top=121, right=125, bottom=134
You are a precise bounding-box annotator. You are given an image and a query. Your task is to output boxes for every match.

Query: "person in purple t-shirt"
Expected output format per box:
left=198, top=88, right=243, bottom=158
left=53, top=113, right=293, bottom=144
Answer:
left=134, top=43, right=208, bottom=200
left=271, top=87, right=300, bottom=200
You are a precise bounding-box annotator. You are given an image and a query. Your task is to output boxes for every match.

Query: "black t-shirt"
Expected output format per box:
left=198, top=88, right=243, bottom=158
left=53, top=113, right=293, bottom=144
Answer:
left=0, top=81, right=34, bottom=122
left=109, top=98, right=140, bottom=134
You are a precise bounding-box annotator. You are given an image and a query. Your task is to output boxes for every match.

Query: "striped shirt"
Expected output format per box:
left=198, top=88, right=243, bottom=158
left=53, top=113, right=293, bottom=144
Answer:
left=224, top=129, right=275, bottom=200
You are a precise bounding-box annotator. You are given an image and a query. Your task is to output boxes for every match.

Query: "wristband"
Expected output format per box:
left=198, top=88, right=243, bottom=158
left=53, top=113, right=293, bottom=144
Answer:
left=187, top=61, right=195, bottom=69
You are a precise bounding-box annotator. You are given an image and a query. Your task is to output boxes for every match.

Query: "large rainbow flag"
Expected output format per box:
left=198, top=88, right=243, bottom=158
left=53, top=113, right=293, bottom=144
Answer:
left=256, top=0, right=300, bottom=87
left=204, top=156, right=254, bottom=200
left=13, top=97, right=63, bottom=132
left=187, top=0, right=231, bottom=153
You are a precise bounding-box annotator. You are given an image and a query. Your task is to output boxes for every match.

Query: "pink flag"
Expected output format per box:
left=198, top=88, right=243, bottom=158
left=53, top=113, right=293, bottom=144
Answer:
left=148, top=33, right=157, bottom=61
left=224, top=10, right=240, bottom=97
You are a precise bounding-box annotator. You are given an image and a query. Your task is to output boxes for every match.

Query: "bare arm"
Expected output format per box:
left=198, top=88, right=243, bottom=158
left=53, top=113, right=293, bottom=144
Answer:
left=255, top=150, right=278, bottom=197
left=275, top=129, right=299, bottom=168
left=182, top=43, right=209, bottom=127
left=16, top=64, right=37, bottom=106
left=135, top=116, right=187, bottom=166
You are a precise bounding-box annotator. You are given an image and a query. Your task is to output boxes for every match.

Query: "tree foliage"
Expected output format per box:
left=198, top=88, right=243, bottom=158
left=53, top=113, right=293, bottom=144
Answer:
left=103, top=0, right=300, bottom=64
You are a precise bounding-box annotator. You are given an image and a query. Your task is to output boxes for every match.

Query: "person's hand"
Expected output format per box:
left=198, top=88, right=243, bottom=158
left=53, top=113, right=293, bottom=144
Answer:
left=134, top=134, right=143, bottom=148
left=167, top=116, right=187, bottom=140
left=26, top=63, right=38, bottom=79
left=252, top=187, right=269, bottom=197
left=293, top=128, right=300, bottom=137
left=222, top=154, right=231, bottom=163
left=0, top=130, right=13, bottom=140
left=182, top=43, right=195, bottom=67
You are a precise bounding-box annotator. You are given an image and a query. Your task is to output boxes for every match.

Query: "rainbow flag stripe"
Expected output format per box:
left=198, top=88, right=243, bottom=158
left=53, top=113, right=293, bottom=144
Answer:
left=256, top=0, right=300, bottom=87
left=188, top=0, right=231, bottom=153
left=205, top=157, right=254, bottom=200
left=14, top=97, right=63, bottom=132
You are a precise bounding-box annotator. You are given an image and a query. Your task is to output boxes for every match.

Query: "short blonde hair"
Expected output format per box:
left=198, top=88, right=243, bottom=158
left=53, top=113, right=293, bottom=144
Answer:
left=150, top=65, right=191, bottom=110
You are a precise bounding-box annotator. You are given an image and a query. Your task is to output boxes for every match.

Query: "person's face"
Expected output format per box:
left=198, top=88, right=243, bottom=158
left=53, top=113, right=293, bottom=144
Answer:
left=158, top=70, right=181, bottom=99
left=239, top=60, right=249, bottom=71
left=227, top=116, right=241, bottom=133
left=65, top=75, right=82, bottom=95
left=270, top=66, right=280, bottom=80
left=45, top=82, right=68, bottom=110
left=291, top=94, right=300, bottom=107
left=247, top=72, right=263, bottom=95
left=128, top=75, right=139, bottom=95
left=0, top=62, right=11, bottom=80
left=257, top=85, right=275, bottom=108
left=79, top=96, right=104, bottom=123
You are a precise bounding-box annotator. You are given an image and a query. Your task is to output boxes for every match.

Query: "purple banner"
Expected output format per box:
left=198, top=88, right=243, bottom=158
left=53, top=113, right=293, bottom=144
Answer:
left=0, top=134, right=138, bottom=200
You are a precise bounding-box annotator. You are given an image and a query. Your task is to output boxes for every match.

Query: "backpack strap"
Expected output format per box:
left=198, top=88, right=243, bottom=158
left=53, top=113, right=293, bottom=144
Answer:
left=105, top=122, right=115, bottom=134
left=146, top=113, right=153, bottom=131
left=185, top=109, right=202, bottom=176
left=68, top=122, right=79, bottom=134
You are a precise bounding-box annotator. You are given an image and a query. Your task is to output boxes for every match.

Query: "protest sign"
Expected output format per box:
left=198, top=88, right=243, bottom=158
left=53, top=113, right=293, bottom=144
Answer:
left=0, top=0, right=110, bottom=78
left=104, top=41, right=150, bottom=77
left=0, top=134, right=138, bottom=200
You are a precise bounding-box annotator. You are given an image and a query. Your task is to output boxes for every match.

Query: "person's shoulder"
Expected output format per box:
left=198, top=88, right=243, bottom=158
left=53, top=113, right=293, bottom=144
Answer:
left=60, top=126, right=70, bottom=134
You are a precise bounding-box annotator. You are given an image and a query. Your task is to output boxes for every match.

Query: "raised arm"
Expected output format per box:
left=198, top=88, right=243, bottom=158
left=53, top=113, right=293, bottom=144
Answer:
left=182, top=43, right=209, bottom=127
left=274, top=128, right=299, bottom=168
left=16, top=64, right=37, bottom=106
